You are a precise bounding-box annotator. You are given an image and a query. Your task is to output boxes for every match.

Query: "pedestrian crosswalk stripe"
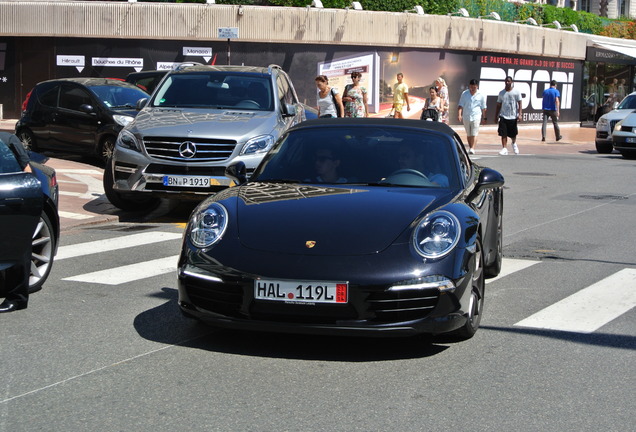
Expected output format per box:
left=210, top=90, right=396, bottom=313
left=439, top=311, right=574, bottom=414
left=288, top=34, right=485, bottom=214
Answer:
left=62, top=255, right=179, bottom=285
left=514, top=268, right=636, bottom=333
left=58, top=211, right=94, bottom=220
left=56, top=231, right=183, bottom=260
left=487, top=258, right=539, bottom=284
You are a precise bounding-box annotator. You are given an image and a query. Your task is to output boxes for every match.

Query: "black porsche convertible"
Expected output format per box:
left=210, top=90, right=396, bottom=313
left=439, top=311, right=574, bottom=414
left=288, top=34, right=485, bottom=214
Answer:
left=177, top=118, right=504, bottom=339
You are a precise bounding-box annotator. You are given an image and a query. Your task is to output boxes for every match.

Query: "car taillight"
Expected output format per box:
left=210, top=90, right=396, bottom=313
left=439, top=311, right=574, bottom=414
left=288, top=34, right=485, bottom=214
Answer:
left=22, top=89, right=33, bottom=112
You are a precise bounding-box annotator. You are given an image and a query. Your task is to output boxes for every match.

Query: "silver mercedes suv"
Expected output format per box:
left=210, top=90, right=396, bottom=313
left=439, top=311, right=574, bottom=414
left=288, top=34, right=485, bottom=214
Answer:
left=104, top=64, right=305, bottom=210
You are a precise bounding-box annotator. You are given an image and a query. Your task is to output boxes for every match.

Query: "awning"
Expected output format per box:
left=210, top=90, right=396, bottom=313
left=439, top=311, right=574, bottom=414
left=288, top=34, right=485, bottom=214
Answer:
left=590, top=41, right=636, bottom=59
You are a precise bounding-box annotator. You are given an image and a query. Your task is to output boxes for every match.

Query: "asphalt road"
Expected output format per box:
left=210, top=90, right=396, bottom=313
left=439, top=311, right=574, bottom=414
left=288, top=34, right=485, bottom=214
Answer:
left=1, top=127, right=635, bottom=431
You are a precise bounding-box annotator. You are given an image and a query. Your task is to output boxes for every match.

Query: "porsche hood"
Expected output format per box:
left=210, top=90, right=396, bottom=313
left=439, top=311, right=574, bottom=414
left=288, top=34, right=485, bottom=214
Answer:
left=232, top=183, right=450, bottom=255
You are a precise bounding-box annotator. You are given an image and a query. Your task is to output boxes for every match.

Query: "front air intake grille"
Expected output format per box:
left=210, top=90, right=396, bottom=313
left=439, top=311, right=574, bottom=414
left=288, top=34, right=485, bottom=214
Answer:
left=184, top=278, right=244, bottom=318
left=366, top=288, right=439, bottom=323
left=144, top=136, right=237, bottom=162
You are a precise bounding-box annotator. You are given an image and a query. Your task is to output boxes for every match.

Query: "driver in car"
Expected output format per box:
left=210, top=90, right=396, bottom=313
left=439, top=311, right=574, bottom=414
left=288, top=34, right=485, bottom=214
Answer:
left=397, top=144, right=449, bottom=187
left=308, top=147, right=347, bottom=184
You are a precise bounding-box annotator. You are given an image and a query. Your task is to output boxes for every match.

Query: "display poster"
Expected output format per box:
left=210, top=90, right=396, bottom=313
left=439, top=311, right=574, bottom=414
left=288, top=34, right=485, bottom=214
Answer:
left=318, top=53, right=379, bottom=113
left=7, top=37, right=586, bottom=122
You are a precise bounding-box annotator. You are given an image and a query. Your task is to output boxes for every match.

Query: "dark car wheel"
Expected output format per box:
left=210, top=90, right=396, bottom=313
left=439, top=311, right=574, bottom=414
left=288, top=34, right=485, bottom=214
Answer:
left=17, top=129, right=38, bottom=152
left=620, top=150, right=636, bottom=159
left=484, top=193, right=503, bottom=278
left=29, top=211, right=56, bottom=293
left=103, top=157, right=159, bottom=211
left=595, top=141, right=613, bottom=154
left=450, top=237, right=485, bottom=340
left=99, top=136, right=116, bottom=163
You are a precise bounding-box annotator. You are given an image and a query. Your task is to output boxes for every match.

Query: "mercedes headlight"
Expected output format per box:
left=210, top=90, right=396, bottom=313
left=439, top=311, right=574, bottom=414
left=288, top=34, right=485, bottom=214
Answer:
left=240, top=135, right=275, bottom=155
left=190, top=203, right=229, bottom=248
left=116, top=129, right=141, bottom=151
left=113, top=114, right=135, bottom=127
left=597, top=117, right=608, bottom=129
left=412, top=211, right=461, bottom=259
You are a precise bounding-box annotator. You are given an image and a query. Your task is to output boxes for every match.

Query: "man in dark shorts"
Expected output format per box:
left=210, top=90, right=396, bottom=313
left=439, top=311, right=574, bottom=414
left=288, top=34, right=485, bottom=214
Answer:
left=494, top=76, right=523, bottom=155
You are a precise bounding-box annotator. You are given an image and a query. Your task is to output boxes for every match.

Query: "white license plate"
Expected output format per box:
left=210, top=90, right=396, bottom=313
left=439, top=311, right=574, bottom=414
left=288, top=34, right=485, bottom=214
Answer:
left=163, top=175, right=211, bottom=188
left=255, top=279, right=348, bottom=304
left=626, top=137, right=636, bottom=143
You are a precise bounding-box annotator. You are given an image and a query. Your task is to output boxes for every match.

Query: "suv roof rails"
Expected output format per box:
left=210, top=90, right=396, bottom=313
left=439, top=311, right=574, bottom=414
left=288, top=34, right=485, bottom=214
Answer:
left=267, top=64, right=282, bottom=75
left=172, top=62, right=204, bottom=71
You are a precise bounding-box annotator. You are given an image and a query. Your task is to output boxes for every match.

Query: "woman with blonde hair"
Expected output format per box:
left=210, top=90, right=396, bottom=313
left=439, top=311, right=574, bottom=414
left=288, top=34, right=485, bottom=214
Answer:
left=315, top=75, right=344, bottom=118
left=435, top=77, right=450, bottom=124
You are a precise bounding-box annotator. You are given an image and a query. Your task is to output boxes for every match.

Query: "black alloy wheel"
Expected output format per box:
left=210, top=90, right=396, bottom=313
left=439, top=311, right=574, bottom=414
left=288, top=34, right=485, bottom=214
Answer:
left=17, top=129, right=37, bottom=152
left=29, top=211, right=56, bottom=293
left=100, top=136, right=116, bottom=163
left=485, top=193, right=503, bottom=278
left=595, top=141, right=613, bottom=154
left=451, top=236, right=485, bottom=340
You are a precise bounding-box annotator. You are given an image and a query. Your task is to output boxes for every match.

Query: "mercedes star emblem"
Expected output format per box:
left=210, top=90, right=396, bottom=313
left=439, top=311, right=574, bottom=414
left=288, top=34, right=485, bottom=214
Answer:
left=179, top=141, right=197, bottom=159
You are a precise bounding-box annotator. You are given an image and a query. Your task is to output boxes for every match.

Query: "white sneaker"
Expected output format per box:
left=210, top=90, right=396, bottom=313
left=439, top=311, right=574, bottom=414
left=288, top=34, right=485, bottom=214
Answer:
left=469, top=148, right=475, bottom=154
left=499, top=148, right=508, bottom=155
left=512, top=143, right=520, bottom=154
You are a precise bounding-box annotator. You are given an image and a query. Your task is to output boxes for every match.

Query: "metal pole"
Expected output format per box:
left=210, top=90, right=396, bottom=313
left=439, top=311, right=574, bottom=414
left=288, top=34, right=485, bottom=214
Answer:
left=227, top=38, right=231, bottom=65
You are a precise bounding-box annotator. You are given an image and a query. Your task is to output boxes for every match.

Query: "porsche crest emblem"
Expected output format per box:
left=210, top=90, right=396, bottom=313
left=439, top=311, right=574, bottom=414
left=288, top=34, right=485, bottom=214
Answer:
left=305, top=241, right=317, bottom=248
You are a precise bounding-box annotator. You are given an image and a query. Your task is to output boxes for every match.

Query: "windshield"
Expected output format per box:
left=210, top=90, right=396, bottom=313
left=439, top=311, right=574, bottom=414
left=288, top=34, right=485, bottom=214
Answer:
left=252, top=125, right=461, bottom=189
left=89, top=85, right=148, bottom=109
left=617, top=94, right=636, bottom=109
left=151, top=72, right=273, bottom=111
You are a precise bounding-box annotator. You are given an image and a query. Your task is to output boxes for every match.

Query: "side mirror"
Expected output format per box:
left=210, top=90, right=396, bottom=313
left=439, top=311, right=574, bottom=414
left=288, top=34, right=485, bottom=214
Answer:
left=467, top=167, right=504, bottom=202
left=79, top=104, right=96, bottom=115
left=225, top=161, right=247, bottom=185
left=283, top=103, right=297, bottom=118
left=136, top=98, right=148, bottom=110
left=613, top=101, right=619, bottom=110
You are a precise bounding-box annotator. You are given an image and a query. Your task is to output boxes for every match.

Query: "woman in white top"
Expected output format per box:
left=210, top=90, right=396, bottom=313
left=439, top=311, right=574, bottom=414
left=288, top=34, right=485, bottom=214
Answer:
left=435, top=77, right=450, bottom=124
left=315, top=75, right=344, bottom=118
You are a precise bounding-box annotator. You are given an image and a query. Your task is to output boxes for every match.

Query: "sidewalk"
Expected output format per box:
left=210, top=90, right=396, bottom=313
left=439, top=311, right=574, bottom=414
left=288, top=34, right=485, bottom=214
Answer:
left=2, top=118, right=597, bottom=232
left=452, top=122, right=596, bottom=155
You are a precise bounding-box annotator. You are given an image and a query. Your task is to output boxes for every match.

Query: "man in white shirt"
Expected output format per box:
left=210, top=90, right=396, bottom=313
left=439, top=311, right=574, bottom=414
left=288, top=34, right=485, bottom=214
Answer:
left=458, top=79, right=487, bottom=154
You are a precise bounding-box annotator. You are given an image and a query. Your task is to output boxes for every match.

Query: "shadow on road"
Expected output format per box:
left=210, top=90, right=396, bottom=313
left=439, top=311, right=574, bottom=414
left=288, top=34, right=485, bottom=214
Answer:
left=133, top=287, right=452, bottom=362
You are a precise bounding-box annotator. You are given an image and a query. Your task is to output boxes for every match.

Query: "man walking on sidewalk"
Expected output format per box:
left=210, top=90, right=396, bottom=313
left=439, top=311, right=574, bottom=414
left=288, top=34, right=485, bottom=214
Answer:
left=541, top=80, right=562, bottom=142
left=458, top=79, right=487, bottom=154
left=495, top=76, right=522, bottom=155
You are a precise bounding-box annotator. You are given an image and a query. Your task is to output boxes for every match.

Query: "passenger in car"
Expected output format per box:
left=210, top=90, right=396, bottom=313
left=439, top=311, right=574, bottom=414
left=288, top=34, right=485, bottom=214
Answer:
left=397, top=143, right=449, bottom=187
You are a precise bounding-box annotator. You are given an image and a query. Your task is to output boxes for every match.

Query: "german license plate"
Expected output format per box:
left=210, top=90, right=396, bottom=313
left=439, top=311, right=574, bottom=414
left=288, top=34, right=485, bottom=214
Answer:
left=255, top=279, right=348, bottom=304
left=626, top=137, right=636, bottom=143
left=163, top=175, right=211, bottom=187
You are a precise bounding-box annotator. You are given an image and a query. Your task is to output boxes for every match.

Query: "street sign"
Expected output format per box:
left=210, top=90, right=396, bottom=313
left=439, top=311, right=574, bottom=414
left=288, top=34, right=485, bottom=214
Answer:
left=218, top=27, right=239, bottom=39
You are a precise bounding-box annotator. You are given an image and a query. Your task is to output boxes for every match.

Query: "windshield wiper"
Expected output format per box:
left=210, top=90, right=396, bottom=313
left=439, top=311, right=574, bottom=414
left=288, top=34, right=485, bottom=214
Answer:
left=261, top=179, right=301, bottom=184
left=363, top=182, right=420, bottom=188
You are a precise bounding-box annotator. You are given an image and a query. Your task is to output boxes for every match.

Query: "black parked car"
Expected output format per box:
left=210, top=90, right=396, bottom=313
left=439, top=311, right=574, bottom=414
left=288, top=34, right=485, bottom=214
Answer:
left=178, top=118, right=504, bottom=340
left=0, top=133, right=60, bottom=294
left=125, top=69, right=168, bottom=95
left=15, top=78, right=148, bottom=161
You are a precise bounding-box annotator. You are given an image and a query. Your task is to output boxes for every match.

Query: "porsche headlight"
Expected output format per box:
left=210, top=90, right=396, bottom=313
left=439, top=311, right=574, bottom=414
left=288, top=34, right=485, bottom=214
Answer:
left=597, top=118, right=608, bottom=129
left=413, top=211, right=461, bottom=259
left=240, top=135, right=275, bottom=155
left=117, top=129, right=141, bottom=151
left=190, top=203, right=229, bottom=248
